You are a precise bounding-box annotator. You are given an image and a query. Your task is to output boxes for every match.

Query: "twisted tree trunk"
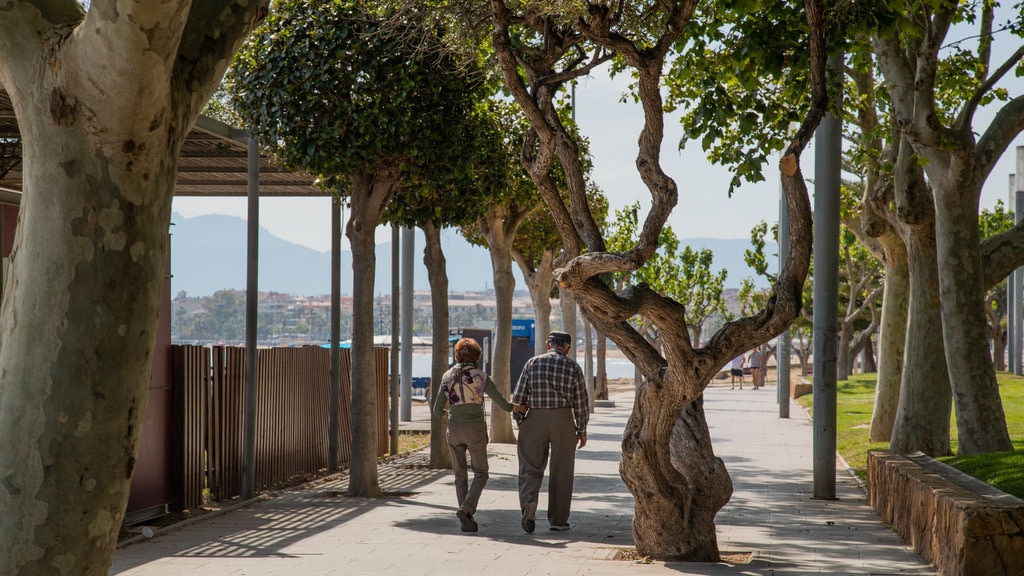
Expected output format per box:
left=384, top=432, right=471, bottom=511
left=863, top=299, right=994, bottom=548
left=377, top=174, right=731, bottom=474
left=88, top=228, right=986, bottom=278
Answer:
left=621, top=382, right=730, bottom=559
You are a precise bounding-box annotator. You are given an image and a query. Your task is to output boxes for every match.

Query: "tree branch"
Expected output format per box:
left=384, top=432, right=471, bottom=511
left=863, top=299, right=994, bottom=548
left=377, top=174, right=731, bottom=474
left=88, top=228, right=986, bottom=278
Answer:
left=172, top=0, right=268, bottom=124
left=957, top=20, right=1024, bottom=130
left=981, top=220, right=1024, bottom=290
left=974, top=94, right=1024, bottom=185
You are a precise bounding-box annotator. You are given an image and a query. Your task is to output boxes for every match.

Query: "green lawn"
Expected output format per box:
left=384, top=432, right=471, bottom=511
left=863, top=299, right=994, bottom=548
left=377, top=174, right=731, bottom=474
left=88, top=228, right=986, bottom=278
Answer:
left=798, top=372, right=1024, bottom=498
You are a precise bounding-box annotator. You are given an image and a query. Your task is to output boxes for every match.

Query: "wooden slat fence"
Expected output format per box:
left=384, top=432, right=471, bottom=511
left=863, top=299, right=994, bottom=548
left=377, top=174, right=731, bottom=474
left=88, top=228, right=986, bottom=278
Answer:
left=170, top=345, right=389, bottom=511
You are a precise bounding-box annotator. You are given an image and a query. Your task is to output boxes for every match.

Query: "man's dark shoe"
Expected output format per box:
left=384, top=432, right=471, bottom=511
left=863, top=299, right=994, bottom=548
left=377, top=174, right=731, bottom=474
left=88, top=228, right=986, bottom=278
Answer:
left=521, top=499, right=537, bottom=533
left=549, top=524, right=570, bottom=531
left=457, top=509, right=478, bottom=533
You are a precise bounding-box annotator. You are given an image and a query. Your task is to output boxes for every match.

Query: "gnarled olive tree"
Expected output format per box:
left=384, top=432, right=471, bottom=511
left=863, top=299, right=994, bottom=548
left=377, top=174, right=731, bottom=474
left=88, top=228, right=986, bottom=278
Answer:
left=490, top=0, right=828, bottom=561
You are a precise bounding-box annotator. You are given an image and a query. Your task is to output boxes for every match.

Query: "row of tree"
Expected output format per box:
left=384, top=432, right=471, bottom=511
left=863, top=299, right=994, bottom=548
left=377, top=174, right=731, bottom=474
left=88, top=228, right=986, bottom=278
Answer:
left=1, top=0, right=1022, bottom=571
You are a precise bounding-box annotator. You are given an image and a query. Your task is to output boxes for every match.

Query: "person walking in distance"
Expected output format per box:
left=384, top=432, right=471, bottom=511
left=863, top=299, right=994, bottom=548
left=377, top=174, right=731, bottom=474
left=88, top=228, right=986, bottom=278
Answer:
left=433, top=338, right=519, bottom=533
left=512, top=331, right=589, bottom=533
left=730, top=354, right=745, bottom=390
left=748, top=348, right=763, bottom=390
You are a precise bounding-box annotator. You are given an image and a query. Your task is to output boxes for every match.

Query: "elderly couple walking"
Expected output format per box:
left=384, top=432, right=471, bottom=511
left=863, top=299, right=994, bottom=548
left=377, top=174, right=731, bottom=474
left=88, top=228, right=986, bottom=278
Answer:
left=431, top=331, right=590, bottom=534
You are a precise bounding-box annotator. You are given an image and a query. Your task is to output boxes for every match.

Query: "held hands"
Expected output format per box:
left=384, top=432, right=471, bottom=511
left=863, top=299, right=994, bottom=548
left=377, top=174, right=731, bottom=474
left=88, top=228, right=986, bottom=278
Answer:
left=577, top=435, right=587, bottom=449
left=512, top=404, right=528, bottom=425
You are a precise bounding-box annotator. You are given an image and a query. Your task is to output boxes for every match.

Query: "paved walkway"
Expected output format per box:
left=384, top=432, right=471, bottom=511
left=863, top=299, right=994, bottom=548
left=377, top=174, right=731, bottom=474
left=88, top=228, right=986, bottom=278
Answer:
left=110, top=383, right=934, bottom=575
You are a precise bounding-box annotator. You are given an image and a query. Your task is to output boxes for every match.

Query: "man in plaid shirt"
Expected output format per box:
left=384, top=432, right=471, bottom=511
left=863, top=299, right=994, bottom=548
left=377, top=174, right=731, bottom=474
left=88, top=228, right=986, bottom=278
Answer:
left=511, top=331, right=589, bottom=533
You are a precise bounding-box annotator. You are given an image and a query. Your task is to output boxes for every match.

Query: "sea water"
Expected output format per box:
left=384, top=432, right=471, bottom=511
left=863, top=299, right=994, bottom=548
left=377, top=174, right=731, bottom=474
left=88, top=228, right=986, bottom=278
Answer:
left=409, top=352, right=637, bottom=380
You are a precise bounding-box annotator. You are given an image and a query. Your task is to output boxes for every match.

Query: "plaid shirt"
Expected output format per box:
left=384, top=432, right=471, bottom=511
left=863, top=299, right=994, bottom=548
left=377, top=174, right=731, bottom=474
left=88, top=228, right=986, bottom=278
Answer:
left=512, top=349, right=589, bottom=437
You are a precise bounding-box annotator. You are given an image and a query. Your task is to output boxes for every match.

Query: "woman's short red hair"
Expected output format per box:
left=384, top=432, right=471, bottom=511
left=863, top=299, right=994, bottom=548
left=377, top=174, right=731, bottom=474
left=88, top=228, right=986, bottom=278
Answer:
left=454, top=338, right=482, bottom=365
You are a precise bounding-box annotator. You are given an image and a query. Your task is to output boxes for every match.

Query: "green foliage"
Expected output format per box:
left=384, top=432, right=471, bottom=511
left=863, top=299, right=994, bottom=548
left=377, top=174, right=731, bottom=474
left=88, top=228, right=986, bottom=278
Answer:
left=228, top=0, right=483, bottom=195
left=980, top=198, right=1015, bottom=240
left=743, top=221, right=774, bottom=281
left=607, top=201, right=731, bottom=340
left=460, top=98, right=543, bottom=247
left=172, top=290, right=246, bottom=342
left=384, top=96, right=507, bottom=229
left=666, top=1, right=814, bottom=193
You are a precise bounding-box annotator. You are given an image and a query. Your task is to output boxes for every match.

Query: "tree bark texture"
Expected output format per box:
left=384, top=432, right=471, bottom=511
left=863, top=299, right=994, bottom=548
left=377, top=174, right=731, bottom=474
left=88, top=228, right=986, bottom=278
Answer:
left=596, top=332, right=609, bottom=400
left=560, top=290, right=578, bottom=361
left=422, top=222, right=452, bottom=469
left=0, top=2, right=266, bottom=573
left=933, top=182, right=1013, bottom=454
left=873, top=9, right=1018, bottom=455
left=346, top=172, right=398, bottom=496
left=512, top=246, right=553, bottom=355
left=986, top=295, right=1006, bottom=372
left=622, top=388, right=730, bottom=560
left=481, top=210, right=518, bottom=444
left=890, top=225, right=952, bottom=456
left=869, top=242, right=909, bottom=443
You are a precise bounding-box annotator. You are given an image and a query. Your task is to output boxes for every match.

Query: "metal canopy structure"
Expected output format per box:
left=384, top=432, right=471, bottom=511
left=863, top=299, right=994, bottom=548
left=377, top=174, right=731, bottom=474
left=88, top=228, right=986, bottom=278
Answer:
left=0, top=84, right=326, bottom=198
left=0, top=82, right=345, bottom=502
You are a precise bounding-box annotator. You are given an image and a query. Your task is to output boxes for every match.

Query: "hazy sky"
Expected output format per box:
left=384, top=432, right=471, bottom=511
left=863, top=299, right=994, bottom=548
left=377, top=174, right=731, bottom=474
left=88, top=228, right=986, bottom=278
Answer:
left=173, top=24, right=1024, bottom=254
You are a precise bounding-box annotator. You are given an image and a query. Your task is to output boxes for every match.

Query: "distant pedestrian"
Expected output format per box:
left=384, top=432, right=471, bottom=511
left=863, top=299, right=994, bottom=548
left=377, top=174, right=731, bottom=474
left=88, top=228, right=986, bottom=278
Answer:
left=512, top=331, right=589, bottom=533
left=730, top=355, right=745, bottom=389
left=433, top=338, right=519, bottom=533
left=748, top=348, right=763, bottom=390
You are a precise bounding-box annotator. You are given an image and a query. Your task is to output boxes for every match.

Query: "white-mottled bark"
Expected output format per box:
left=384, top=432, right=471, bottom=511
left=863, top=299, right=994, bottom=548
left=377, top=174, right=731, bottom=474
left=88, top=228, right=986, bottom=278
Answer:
left=421, top=222, right=452, bottom=469
left=346, top=171, right=399, bottom=496
left=511, top=246, right=553, bottom=355
left=869, top=238, right=909, bottom=443
left=0, top=1, right=266, bottom=572
left=478, top=207, right=525, bottom=444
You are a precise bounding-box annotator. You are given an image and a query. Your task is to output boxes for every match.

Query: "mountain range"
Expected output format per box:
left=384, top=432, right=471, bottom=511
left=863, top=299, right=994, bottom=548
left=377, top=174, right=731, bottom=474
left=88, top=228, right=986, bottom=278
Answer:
left=170, top=212, right=774, bottom=297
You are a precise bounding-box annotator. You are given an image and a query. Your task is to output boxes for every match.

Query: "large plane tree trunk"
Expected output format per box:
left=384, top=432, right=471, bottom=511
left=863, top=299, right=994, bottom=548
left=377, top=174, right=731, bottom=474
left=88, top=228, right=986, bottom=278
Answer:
left=422, top=222, right=452, bottom=469
left=478, top=206, right=529, bottom=444
left=868, top=236, right=908, bottom=442
left=0, top=3, right=265, bottom=574
left=512, top=246, right=554, bottom=355
left=873, top=9, right=1015, bottom=456
left=347, top=171, right=399, bottom=496
left=0, top=116, right=179, bottom=575
left=933, top=177, right=1013, bottom=454
left=890, top=213, right=952, bottom=455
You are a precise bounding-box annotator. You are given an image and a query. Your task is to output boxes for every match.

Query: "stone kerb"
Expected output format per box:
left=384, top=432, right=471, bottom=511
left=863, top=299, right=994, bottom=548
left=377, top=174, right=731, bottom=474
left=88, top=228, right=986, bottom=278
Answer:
left=867, top=450, right=1024, bottom=576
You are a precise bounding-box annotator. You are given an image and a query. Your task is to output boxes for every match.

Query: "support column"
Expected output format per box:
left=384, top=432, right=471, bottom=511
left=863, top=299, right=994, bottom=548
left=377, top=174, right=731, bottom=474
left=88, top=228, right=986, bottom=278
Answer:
left=329, top=198, right=341, bottom=471
left=1011, top=145, right=1019, bottom=375
left=812, top=53, right=842, bottom=501
left=400, top=227, right=414, bottom=421
left=242, top=134, right=259, bottom=500
left=778, top=180, right=791, bottom=419
left=1011, top=172, right=1019, bottom=373
left=391, top=225, right=401, bottom=450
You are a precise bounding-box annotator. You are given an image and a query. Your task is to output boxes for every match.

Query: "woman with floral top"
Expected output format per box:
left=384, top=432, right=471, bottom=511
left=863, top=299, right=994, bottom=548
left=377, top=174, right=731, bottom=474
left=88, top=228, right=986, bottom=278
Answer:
left=432, top=337, right=520, bottom=532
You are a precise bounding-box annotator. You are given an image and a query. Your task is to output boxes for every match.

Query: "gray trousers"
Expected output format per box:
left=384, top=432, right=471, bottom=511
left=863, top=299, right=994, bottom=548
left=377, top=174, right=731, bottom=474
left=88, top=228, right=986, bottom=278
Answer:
left=517, top=407, right=577, bottom=527
left=446, top=420, right=489, bottom=515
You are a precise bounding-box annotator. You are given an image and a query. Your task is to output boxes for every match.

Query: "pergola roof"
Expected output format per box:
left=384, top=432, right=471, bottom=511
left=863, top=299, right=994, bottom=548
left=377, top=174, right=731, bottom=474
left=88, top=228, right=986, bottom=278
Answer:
left=0, top=84, right=327, bottom=198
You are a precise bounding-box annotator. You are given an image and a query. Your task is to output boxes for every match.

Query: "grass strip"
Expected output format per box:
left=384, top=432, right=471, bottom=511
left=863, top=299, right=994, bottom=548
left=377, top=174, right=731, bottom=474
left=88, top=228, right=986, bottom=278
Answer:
left=797, top=372, right=1024, bottom=498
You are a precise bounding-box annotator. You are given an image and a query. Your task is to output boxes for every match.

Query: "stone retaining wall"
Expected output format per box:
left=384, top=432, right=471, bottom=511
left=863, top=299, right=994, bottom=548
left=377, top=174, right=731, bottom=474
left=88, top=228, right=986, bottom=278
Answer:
left=867, top=450, right=1024, bottom=576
